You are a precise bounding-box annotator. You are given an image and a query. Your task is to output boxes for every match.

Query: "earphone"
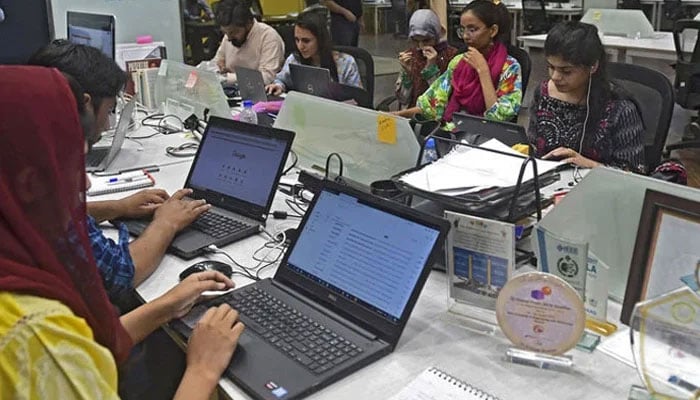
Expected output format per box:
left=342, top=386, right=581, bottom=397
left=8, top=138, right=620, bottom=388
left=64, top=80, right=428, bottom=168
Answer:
left=570, top=64, right=595, bottom=186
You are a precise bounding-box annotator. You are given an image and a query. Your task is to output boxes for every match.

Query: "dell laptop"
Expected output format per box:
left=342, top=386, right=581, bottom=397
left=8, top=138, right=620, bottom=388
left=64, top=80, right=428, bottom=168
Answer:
left=451, top=112, right=528, bottom=147
left=173, top=180, right=450, bottom=399
left=121, top=117, right=295, bottom=259
left=289, top=63, right=335, bottom=99
left=85, top=98, right=135, bottom=172
left=235, top=66, right=284, bottom=103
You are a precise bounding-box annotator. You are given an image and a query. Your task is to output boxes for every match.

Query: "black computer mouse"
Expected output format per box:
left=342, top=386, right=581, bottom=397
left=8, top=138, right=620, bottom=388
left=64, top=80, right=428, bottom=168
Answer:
left=179, top=260, right=234, bottom=281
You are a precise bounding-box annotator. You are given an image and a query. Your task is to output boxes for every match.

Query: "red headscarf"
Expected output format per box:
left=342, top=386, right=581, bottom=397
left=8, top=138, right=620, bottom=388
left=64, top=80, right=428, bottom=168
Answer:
left=0, top=66, right=132, bottom=364
left=443, top=41, right=508, bottom=122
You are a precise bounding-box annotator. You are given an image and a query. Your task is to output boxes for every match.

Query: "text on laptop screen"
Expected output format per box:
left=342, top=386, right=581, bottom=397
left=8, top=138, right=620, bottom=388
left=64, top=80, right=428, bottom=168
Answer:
left=188, top=124, right=288, bottom=206
left=67, top=12, right=115, bottom=59
left=286, top=190, right=440, bottom=322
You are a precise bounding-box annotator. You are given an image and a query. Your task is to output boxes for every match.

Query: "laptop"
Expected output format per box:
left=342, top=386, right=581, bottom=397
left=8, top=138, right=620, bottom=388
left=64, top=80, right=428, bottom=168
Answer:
left=173, top=180, right=450, bottom=399
left=235, top=66, right=284, bottom=103
left=451, top=112, right=528, bottom=147
left=289, top=63, right=334, bottom=99
left=121, top=117, right=295, bottom=259
left=85, top=98, right=135, bottom=172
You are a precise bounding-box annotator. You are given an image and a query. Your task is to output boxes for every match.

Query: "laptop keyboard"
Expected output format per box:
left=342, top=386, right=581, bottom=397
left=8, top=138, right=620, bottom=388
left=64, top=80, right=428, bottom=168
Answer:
left=86, top=148, right=108, bottom=167
left=191, top=212, right=252, bottom=239
left=227, top=286, right=363, bottom=375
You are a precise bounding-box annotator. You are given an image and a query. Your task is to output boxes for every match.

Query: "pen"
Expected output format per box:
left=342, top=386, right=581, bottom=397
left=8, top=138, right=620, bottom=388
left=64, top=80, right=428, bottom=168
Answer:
left=107, top=175, right=151, bottom=185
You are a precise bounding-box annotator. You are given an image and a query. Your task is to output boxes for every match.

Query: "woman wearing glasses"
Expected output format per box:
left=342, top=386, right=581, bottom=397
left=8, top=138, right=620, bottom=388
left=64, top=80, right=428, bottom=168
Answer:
left=416, top=0, right=521, bottom=128
left=393, top=9, right=459, bottom=118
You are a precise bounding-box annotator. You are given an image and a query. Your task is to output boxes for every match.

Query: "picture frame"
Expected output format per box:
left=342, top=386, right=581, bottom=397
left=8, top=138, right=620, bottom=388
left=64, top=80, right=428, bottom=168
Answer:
left=621, top=189, right=700, bottom=324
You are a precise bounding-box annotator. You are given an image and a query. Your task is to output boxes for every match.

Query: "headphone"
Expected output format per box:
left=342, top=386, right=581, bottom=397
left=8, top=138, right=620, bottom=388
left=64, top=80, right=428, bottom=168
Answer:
left=568, top=63, right=597, bottom=187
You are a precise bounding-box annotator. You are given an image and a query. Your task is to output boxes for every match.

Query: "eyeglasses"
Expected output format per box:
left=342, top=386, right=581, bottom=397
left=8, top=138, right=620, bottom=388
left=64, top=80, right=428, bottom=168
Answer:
left=456, top=26, right=485, bottom=37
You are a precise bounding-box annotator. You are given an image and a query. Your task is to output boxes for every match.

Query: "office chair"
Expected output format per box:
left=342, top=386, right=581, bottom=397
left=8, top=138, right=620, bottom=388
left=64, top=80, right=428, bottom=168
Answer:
left=334, top=45, right=375, bottom=107
left=607, top=62, right=674, bottom=170
left=521, top=0, right=551, bottom=34
left=274, top=23, right=296, bottom=58
left=664, top=19, right=700, bottom=156
left=618, top=0, right=642, bottom=9
left=506, top=44, right=532, bottom=97
left=663, top=0, right=691, bottom=23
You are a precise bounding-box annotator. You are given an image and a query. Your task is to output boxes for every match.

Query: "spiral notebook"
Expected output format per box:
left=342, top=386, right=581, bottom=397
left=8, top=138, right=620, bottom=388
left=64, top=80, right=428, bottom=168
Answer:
left=389, top=367, right=501, bottom=400
left=87, top=173, right=155, bottom=197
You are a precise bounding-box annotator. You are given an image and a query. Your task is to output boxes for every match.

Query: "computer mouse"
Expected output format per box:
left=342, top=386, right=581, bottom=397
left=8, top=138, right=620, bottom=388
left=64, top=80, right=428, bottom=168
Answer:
left=179, top=260, right=233, bottom=281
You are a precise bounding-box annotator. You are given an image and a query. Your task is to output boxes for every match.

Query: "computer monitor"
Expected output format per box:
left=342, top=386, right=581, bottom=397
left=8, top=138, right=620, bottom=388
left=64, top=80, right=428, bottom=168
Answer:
left=67, top=11, right=116, bottom=59
left=154, top=60, right=232, bottom=121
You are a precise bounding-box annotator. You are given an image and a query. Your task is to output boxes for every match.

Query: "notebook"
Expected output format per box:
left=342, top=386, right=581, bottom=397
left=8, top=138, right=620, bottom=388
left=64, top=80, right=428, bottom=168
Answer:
left=173, top=180, right=450, bottom=400
left=235, top=66, right=284, bottom=103
left=85, top=99, right=136, bottom=172
left=389, top=367, right=502, bottom=400
left=87, top=171, right=155, bottom=197
left=120, top=117, right=295, bottom=259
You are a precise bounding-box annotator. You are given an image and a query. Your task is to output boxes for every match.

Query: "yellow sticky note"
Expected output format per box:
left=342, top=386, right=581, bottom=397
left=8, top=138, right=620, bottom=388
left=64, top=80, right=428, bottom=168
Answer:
left=377, top=114, right=397, bottom=144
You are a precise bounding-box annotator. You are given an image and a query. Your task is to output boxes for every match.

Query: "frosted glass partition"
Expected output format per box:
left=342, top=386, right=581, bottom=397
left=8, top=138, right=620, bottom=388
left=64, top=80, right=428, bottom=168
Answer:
left=155, top=60, right=232, bottom=121
left=581, top=9, right=655, bottom=38
left=274, top=92, right=420, bottom=186
left=538, top=167, right=700, bottom=303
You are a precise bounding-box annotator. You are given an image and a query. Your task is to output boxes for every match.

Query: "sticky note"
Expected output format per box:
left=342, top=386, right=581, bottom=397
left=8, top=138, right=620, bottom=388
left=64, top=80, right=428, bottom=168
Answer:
left=185, top=71, right=198, bottom=89
left=377, top=114, right=397, bottom=144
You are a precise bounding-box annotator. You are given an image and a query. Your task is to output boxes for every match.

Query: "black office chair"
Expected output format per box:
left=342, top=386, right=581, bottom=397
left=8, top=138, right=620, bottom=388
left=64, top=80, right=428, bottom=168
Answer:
left=607, top=62, right=674, bottom=170
left=506, top=44, right=531, bottom=97
left=521, top=0, right=551, bottom=34
left=274, top=23, right=296, bottom=58
left=663, top=0, right=691, bottom=23
left=665, top=19, right=700, bottom=156
left=618, top=0, right=642, bottom=9
left=334, top=45, right=375, bottom=107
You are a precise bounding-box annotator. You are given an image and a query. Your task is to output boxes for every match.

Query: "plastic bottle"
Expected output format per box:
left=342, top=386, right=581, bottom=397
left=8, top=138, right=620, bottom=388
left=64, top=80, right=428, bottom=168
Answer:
left=421, top=138, right=438, bottom=164
left=239, top=100, right=258, bottom=124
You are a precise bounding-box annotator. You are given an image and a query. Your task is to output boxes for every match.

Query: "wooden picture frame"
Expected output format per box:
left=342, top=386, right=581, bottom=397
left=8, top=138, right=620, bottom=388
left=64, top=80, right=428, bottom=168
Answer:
left=621, top=189, right=700, bottom=324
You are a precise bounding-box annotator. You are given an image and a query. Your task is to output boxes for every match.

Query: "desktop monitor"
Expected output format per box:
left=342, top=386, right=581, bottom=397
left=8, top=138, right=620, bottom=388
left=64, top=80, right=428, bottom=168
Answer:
left=67, top=11, right=116, bottom=59
left=154, top=60, right=232, bottom=121
left=273, top=91, right=420, bottom=187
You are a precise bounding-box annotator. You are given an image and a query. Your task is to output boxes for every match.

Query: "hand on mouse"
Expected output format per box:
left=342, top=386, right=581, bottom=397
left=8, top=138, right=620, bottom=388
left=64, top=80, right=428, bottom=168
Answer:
left=542, top=147, right=601, bottom=169
left=176, top=304, right=245, bottom=397
left=152, top=188, right=211, bottom=234
left=115, top=189, right=170, bottom=219
left=156, top=270, right=235, bottom=320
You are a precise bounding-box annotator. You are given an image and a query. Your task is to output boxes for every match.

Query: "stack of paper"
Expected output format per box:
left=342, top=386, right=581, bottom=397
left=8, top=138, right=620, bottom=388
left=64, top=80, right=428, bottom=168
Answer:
left=400, top=139, right=564, bottom=196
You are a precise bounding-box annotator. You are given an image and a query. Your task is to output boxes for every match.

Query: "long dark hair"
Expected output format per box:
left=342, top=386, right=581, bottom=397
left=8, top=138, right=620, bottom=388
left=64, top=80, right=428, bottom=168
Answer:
left=544, top=21, right=616, bottom=146
left=293, top=10, right=339, bottom=82
left=461, top=0, right=511, bottom=44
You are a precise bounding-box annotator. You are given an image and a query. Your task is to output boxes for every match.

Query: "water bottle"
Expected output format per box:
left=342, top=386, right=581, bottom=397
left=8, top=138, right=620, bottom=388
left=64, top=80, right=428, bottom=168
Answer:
left=421, top=138, right=438, bottom=164
left=239, top=100, right=258, bottom=124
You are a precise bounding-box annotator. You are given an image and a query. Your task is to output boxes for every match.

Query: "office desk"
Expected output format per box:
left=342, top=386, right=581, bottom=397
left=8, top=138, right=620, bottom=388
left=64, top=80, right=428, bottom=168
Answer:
left=640, top=0, right=700, bottom=30
left=518, top=31, right=687, bottom=63
left=450, top=2, right=583, bottom=45
left=107, top=153, right=641, bottom=399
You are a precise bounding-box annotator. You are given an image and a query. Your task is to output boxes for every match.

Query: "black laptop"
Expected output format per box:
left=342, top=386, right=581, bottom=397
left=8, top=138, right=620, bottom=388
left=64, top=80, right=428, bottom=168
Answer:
left=174, top=180, right=450, bottom=399
left=451, top=112, right=528, bottom=147
left=235, top=66, right=284, bottom=103
left=121, top=117, right=295, bottom=259
left=289, top=63, right=335, bottom=99
left=86, top=99, right=136, bottom=172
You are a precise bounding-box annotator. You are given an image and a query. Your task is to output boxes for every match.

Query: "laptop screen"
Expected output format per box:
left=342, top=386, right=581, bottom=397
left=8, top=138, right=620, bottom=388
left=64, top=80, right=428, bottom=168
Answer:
left=285, top=189, right=440, bottom=323
left=188, top=122, right=289, bottom=207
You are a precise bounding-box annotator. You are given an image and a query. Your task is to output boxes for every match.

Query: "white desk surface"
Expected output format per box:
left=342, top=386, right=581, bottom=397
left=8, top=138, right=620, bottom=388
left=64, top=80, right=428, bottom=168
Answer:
left=518, top=31, right=689, bottom=62
left=92, top=128, right=640, bottom=400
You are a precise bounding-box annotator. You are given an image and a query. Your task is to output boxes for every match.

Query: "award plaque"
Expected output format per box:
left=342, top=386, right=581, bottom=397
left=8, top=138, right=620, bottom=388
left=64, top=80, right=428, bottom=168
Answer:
left=496, top=272, right=586, bottom=356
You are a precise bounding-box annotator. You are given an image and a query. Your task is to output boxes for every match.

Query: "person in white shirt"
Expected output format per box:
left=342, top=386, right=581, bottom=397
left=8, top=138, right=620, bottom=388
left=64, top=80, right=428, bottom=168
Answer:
left=211, top=0, right=285, bottom=85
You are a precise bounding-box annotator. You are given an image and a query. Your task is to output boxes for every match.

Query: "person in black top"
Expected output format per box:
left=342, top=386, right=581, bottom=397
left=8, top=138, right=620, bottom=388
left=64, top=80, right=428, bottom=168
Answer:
left=321, top=0, right=363, bottom=46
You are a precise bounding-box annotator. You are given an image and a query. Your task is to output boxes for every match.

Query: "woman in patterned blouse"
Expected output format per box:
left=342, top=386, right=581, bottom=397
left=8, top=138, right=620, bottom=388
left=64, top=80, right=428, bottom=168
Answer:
left=416, top=0, right=522, bottom=129
left=266, top=10, right=362, bottom=95
left=529, top=21, right=646, bottom=173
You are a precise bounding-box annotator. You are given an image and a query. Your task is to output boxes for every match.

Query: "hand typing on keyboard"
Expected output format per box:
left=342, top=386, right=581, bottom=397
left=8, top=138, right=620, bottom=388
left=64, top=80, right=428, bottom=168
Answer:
left=152, top=188, right=211, bottom=233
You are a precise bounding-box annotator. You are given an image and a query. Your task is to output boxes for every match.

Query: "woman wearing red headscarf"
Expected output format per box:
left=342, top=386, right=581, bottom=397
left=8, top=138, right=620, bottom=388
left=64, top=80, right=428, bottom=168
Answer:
left=0, top=66, right=243, bottom=399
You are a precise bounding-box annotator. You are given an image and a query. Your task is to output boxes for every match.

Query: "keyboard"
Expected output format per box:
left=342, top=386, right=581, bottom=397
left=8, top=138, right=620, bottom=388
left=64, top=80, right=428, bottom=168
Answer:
left=191, top=212, right=251, bottom=239
left=226, top=286, right=363, bottom=375
left=86, top=147, right=108, bottom=167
